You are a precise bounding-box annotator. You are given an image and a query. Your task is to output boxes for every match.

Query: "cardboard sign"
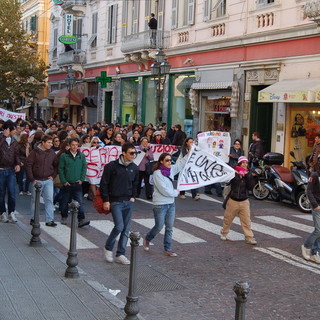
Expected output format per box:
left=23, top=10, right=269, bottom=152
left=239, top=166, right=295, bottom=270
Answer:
left=197, top=131, right=231, bottom=163
left=0, top=107, right=26, bottom=121
left=177, top=146, right=235, bottom=191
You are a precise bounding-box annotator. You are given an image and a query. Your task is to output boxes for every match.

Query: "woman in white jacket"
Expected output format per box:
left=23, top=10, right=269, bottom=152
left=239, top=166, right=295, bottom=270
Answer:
left=143, top=152, right=187, bottom=257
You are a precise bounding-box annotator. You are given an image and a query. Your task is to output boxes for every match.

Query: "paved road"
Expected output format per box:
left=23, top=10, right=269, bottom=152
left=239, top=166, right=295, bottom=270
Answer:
left=16, top=190, right=320, bottom=320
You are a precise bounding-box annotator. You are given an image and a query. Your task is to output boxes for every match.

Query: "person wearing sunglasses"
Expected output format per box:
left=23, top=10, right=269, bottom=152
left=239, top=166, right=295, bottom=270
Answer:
left=100, top=142, right=139, bottom=265
left=228, top=139, right=244, bottom=168
left=143, top=151, right=188, bottom=257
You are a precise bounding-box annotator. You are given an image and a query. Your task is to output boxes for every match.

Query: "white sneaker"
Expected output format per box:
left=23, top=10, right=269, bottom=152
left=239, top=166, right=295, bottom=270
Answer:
left=0, top=212, right=8, bottom=223
left=220, top=235, right=227, bottom=241
left=8, top=212, right=17, bottom=223
left=19, top=191, right=24, bottom=195
left=115, top=255, right=130, bottom=265
left=301, top=245, right=311, bottom=261
left=310, top=253, right=320, bottom=264
left=24, top=191, right=32, bottom=196
left=104, top=248, right=114, bottom=263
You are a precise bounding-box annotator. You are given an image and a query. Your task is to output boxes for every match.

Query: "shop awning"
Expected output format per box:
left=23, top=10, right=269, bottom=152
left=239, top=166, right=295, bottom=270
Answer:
left=258, top=78, right=320, bottom=103
left=191, top=81, right=233, bottom=90
left=52, top=87, right=85, bottom=108
left=39, top=98, right=53, bottom=108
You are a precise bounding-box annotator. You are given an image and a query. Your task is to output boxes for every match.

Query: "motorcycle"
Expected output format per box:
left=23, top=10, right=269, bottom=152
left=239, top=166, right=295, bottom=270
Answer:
left=252, top=160, right=270, bottom=200
left=263, top=152, right=311, bottom=213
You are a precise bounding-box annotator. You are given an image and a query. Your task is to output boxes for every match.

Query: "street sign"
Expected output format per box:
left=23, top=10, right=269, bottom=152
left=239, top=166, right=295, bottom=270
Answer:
left=59, top=35, right=78, bottom=45
left=96, top=71, right=112, bottom=88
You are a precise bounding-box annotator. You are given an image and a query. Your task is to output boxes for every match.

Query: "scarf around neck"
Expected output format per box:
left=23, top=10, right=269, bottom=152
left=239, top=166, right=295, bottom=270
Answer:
left=159, top=164, right=171, bottom=177
left=119, top=154, right=132, bottom=167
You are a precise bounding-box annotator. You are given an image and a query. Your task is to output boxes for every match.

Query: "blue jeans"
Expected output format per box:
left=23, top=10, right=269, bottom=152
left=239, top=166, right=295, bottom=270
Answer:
left=30, top=180, right=55, bottom=223
left=304, top=208, right=320, bottom=255
left=60, top=183, right=85, bottom=221
left=17, top=166, right=30, bottom=193
left=146, top=203, right=175, bottom=251
left=0, top=169, right=16, bottom=214
left=105, top=201, right=134, bottom=256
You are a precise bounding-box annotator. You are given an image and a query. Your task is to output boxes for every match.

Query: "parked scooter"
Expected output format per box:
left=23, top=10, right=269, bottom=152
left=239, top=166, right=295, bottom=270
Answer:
left=252, top=160, right=270, bottom=200
left=263, top=152, right=311, bottom=213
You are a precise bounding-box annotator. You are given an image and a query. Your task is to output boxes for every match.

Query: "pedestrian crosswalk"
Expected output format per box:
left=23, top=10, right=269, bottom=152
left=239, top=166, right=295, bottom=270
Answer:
left=32, top=214, right=314, bottom=251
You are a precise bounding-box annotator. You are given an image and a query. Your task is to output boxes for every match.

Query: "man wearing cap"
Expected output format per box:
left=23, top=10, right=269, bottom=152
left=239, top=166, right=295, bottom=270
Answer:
left=301, top=158, right=320, bottom=263
left=220, top=156, right=257, bottom=245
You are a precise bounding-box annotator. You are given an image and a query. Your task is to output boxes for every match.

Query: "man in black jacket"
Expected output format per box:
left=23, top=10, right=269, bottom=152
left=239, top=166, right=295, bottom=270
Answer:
left=172, top=124, right=186, bottom=147
left=248, top=132, right=265, bottom=167
left=301, top=162, right=320, bottom=263
left=148, top=13, right=157, bottom=47
left=100, top=142, right=139, bottom=265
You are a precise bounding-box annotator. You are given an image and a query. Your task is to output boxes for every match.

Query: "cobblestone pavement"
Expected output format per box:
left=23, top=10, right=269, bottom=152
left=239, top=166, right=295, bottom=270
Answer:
left=16, top=190, right=320, bottom=320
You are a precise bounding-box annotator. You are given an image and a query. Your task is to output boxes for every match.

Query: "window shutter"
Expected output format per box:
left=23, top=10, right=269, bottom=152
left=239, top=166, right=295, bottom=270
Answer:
left=132, top=0, right=140, bottom=34
left=121, top=0, right=128, bottom=39
left=203, top=0, right=210, bottom=21
left=187, top=0, right=195, bottom=25
left=172, top=0, right=177, bottom=29
left=111, top=4, right=117, bottom=43
left=144, top=0, right=151, bottom=31
left=158, top=0, right=164, bottom=30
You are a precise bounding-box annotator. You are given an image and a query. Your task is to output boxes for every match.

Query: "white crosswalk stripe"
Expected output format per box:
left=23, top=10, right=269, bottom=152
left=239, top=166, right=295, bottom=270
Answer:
left=257, top=216, right=313, bottom=233
left=216, top=216, right=300, bottom=238
left=177, top=217, right=244, bottom=241
left=39, top=222, right=98, bottom=250
left=133, top=218, right=206, bottom=244
left=293, top=214, right=313, bottom=222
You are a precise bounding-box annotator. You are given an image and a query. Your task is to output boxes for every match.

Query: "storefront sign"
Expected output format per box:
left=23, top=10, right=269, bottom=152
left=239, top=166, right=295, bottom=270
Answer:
left=258, top=91, right=312, bottom=103
left=207, top=98, right=230, bottom=114
left=58, top=35, right=78, bottom=45
left=53, top=0, right=64, bottom=5
left=177, top=146, right=235, bottom=191
left=197, top=131, right=231, bottom=163
left=0, top=107, right=26, bottom=121
left=65, top=14, right=73, bottom=36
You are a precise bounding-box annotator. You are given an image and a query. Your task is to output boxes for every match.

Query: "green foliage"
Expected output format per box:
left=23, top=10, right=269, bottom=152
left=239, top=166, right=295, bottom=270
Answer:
left=0, top=0, right=47, bottom=103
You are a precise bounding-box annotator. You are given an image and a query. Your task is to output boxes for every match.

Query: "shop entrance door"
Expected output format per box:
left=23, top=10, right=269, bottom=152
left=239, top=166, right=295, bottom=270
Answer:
left=249, top=86, right=273, bottom=153
left=104, top=92, right=112, bottom=124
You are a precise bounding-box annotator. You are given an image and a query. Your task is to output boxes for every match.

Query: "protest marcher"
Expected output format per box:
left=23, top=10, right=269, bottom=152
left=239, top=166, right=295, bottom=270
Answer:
left=301, top=160, right=320, bottom=263
left=17, top=133, right=31, bottom=195
left=137, top=137, right=154, bottom=199
left=100, top=126, right=114, bottom=146
left=112, top=133, right=123, bottom=146
left=143, top=152, right=188, bottom=257
left=80, top=134, right=90, bottom=147
left=179, top=138, right=200, bottom=201
left=52, top=136, right=60, bottom=153
left=309, top=134, right=320, bottom=172
left=220, top=156, right=257, bottom=245
left=228, top=139, right=244, bottom=168
left=144, top=127, right=154, bottom=143
left=151, top=131, right=164, bottom=144
left=100, top=142, right=139, bottom=265
left=26, top=135, right=58, bottom=227
left=129, top=129, right=141, bottom=146
left=0, top=121, right=21, bottom=223
left=58, top=138, right=90, bottom=227
left=160, top=129, right=171, bottom=145
left=172, top=124, right=187, bottom=147
left=248, top=132, right=265, bottom=167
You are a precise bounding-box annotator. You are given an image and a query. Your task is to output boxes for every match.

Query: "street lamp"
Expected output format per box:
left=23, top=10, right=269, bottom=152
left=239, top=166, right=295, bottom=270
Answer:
left=65, top=66, right=76, bottom=121
left=150, top=49, right=171, bottom=125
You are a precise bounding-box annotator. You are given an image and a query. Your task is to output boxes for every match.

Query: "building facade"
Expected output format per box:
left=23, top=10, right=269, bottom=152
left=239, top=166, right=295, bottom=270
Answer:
left=46, top=0, right=320, bottom=164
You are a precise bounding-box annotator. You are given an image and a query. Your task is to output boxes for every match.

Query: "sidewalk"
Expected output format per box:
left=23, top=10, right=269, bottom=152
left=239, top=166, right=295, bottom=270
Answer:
left=0, top=221, right=127, bottom=320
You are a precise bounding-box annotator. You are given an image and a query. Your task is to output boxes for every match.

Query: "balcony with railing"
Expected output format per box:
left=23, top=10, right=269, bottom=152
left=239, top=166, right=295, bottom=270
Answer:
left=121, top=30, right=170, bottom=53
left=57, top=50, right=86, bottom=67
left=304, top=0, right=320, bottom=24
left=61, top=0, right=86, bottom=16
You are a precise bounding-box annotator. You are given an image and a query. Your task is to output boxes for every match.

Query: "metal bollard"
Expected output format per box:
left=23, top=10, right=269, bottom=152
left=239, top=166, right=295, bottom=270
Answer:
left=234, top=281, right=250, bottom=320
left=124, top=231, right=141, bottom=320
left=65, top=201, right=79, bottom=279
left=30, top=182, right=42, bottom=247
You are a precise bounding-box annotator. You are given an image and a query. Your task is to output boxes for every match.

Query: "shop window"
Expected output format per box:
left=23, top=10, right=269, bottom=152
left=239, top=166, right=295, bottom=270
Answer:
left=144, top=77, right=159, bottom=127
left=121, top=79, right=138, bottom=125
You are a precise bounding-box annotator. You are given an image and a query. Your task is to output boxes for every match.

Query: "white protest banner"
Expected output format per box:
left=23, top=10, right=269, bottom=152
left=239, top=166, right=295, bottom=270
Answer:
left=149, top=144, right=178, bottom=160
left=0, top=107, right=26, bottom=121
left=177, top=146, right=235, bottom=191
left=197, top=131, right=231, bottom=163
left=133, top=150, right=145, bottom=166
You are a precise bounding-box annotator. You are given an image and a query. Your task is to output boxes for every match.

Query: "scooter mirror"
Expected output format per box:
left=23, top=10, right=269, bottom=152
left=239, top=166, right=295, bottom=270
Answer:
left=290, top=151, right=296, bottom=159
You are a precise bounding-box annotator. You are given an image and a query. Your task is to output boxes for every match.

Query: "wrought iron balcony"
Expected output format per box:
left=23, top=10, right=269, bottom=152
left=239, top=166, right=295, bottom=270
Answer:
left=61, top=0, right=86, bottom=16
left=121, top=30, right=170, bottom=53
left=304, top=0, right=320, bottom=24
left=57, top=50, right=86, bottom=67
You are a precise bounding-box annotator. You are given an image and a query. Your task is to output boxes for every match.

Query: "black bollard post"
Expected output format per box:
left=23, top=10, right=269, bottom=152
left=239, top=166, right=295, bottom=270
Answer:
left=65, top=201, right=79, bottom=279
left=30, top=182, right=42, bottom=247
left=234, top=281, right=250, bottom=320
left=124, top=231, right=141, bottom=320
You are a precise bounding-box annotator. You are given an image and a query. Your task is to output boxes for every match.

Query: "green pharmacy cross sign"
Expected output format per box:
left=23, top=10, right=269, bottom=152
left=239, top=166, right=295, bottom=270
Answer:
left=95, top=71, right=112, bottom=88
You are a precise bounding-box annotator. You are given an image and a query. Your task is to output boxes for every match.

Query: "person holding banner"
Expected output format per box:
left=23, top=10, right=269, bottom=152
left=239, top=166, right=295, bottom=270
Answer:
left=220, top=156, right=257, bottom=245
left=143, top=152, right=188, bottom=257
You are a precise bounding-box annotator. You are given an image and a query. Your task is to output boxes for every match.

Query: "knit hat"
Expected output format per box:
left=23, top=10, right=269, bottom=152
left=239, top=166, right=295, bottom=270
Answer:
left=238, top=156, right=248, bottom=164
left=153, top=130, right=162, bottom=137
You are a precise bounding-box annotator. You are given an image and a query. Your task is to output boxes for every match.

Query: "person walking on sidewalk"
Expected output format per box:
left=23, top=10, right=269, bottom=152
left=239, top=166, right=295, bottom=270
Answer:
left=143, top=152, right=188, bottom=257
left=301, top=162, right=320, bottom=264
left=26, top=135, right=58, bottom=227
left=100, top=142, right=139, bottom=265
left=58, top=138, right=90, bottom=228
left=220, top=156, right=257, bottom=245
left=0, top=121, right=21, bottom=223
